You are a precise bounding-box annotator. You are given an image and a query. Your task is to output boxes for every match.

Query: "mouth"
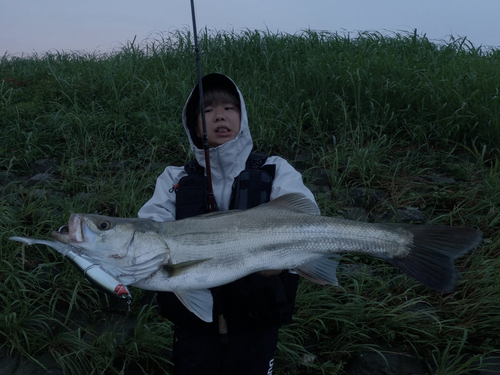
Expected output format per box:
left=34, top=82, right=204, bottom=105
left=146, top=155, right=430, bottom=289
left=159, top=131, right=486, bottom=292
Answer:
left=214, top=126, right=231, bottom=134
left=51, top=214, right=84, bottom=243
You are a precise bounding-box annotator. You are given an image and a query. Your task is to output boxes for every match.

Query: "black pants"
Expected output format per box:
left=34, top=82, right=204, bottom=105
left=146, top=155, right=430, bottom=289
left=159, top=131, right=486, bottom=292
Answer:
left=173, top=325, right=279, bottom=375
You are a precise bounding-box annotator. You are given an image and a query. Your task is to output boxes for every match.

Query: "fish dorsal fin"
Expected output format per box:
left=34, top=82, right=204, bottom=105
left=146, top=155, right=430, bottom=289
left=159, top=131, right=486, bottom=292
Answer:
left=186, top=193, right=319, bottom=219
left=264, top=193, right=320, bottom=215
left=175, top=289, right=213, bottom=322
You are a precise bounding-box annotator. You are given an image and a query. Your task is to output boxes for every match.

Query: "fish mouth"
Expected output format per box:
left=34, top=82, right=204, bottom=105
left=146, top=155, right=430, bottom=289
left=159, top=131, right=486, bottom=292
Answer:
left=51, top=214, right=85, bottom=244
left=51, top=225, right=70, bottom=243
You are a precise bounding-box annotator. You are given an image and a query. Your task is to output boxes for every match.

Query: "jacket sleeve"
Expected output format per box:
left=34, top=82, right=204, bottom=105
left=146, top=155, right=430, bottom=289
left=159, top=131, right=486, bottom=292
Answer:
left=266, top=156, right=318, bottom=211
left=137, top=166, right=184, bottom=222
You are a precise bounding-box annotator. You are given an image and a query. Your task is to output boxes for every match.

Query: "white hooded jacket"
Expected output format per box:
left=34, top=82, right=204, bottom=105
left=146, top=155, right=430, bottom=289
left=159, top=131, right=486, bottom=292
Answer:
left=138, top=73, right=317, bottom=221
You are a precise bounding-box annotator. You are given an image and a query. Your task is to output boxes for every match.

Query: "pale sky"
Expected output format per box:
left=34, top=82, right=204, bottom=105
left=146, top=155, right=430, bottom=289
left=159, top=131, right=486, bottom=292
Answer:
left=2, top=0, right=499, bottom=56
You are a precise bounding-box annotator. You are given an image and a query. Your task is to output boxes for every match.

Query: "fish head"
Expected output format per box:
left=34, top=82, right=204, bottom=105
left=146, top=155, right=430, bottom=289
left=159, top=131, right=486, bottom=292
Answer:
left=51, top=213, right=168, bottom=266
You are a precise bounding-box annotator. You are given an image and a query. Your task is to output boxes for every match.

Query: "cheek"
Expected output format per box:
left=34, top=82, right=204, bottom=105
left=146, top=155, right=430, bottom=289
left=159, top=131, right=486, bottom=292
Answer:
left=234, top=114, right=242, bottom=132
left=197, top=114, right=213, bottom=136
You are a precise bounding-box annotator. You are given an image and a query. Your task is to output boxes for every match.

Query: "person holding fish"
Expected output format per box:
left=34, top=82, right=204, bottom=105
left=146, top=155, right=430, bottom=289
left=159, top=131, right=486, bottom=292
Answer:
left=11, top=73, right=482, bottom=375
left=138, top=73, right=322, bottom=375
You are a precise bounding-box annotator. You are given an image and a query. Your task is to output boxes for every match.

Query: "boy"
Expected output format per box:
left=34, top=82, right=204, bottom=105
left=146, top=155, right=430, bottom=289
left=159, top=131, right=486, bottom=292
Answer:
left=138, top=73, right=323, bottom=374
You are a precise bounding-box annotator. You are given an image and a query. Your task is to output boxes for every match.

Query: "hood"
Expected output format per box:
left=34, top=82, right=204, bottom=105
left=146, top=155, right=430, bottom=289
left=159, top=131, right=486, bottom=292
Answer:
left=182, top=73, right=253, bottom=172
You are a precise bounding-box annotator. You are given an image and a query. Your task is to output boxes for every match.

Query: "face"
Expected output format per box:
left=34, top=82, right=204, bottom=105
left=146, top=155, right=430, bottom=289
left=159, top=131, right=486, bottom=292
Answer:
left=197, top=102, right=241, bottom=148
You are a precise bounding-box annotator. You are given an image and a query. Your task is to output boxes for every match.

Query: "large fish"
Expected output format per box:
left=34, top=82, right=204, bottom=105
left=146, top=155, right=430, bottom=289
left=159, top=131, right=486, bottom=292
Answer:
left=11, top=193, right=482, bottom=322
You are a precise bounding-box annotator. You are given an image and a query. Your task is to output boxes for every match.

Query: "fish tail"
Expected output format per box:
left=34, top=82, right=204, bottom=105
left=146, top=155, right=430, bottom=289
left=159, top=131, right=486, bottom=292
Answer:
left=382, top=225, right=482, bottom=292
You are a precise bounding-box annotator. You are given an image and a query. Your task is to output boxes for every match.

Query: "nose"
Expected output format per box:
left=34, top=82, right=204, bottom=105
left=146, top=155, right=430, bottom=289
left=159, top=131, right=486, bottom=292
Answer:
left=213, top=108, right=225, bottom=122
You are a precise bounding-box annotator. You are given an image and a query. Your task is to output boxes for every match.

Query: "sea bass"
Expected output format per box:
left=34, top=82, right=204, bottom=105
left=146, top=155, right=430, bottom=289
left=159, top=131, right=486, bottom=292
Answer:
left=11, top=193, right=482, bottom=322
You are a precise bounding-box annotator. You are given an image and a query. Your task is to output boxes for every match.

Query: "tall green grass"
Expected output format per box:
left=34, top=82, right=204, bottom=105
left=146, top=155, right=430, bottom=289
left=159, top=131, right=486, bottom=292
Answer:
left=1, top=29, right=499, bottom=374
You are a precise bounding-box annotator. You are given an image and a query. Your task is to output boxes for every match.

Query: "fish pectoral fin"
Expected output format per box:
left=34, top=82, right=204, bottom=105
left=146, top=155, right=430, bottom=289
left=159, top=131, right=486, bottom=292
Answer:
left=175, top=290, right=213, bottom=323
left=163, top=258, right=212, bottom=277
left=294, top=255, right=340, bottom=286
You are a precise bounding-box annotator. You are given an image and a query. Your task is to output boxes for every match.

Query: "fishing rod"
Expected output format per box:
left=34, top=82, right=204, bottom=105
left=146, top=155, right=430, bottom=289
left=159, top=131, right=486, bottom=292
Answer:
left=190, top=0, right=215, bottom=213
left=189, top=0, right=228, bottom=339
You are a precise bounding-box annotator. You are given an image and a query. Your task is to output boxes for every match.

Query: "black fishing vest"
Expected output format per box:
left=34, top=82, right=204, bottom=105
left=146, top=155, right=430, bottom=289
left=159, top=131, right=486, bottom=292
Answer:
left=156, top=153, right=299, bottom=330
left=174, top=153, right=276, bottom=219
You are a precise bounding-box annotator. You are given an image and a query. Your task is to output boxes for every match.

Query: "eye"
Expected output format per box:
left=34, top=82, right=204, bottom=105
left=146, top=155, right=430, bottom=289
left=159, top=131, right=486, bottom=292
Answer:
left=98, top=220, right=111, bottom=230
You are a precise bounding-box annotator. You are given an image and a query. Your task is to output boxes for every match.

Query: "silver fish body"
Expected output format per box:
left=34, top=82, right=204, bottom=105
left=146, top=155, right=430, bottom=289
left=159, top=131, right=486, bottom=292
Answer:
left=146, top=205, right=410, bottom=291
left=10, top=193, right=482, bottom=322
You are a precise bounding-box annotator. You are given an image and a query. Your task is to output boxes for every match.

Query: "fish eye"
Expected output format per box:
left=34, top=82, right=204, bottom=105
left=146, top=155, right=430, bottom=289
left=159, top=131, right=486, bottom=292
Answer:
left=98, top=220, right=111, bottom=230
